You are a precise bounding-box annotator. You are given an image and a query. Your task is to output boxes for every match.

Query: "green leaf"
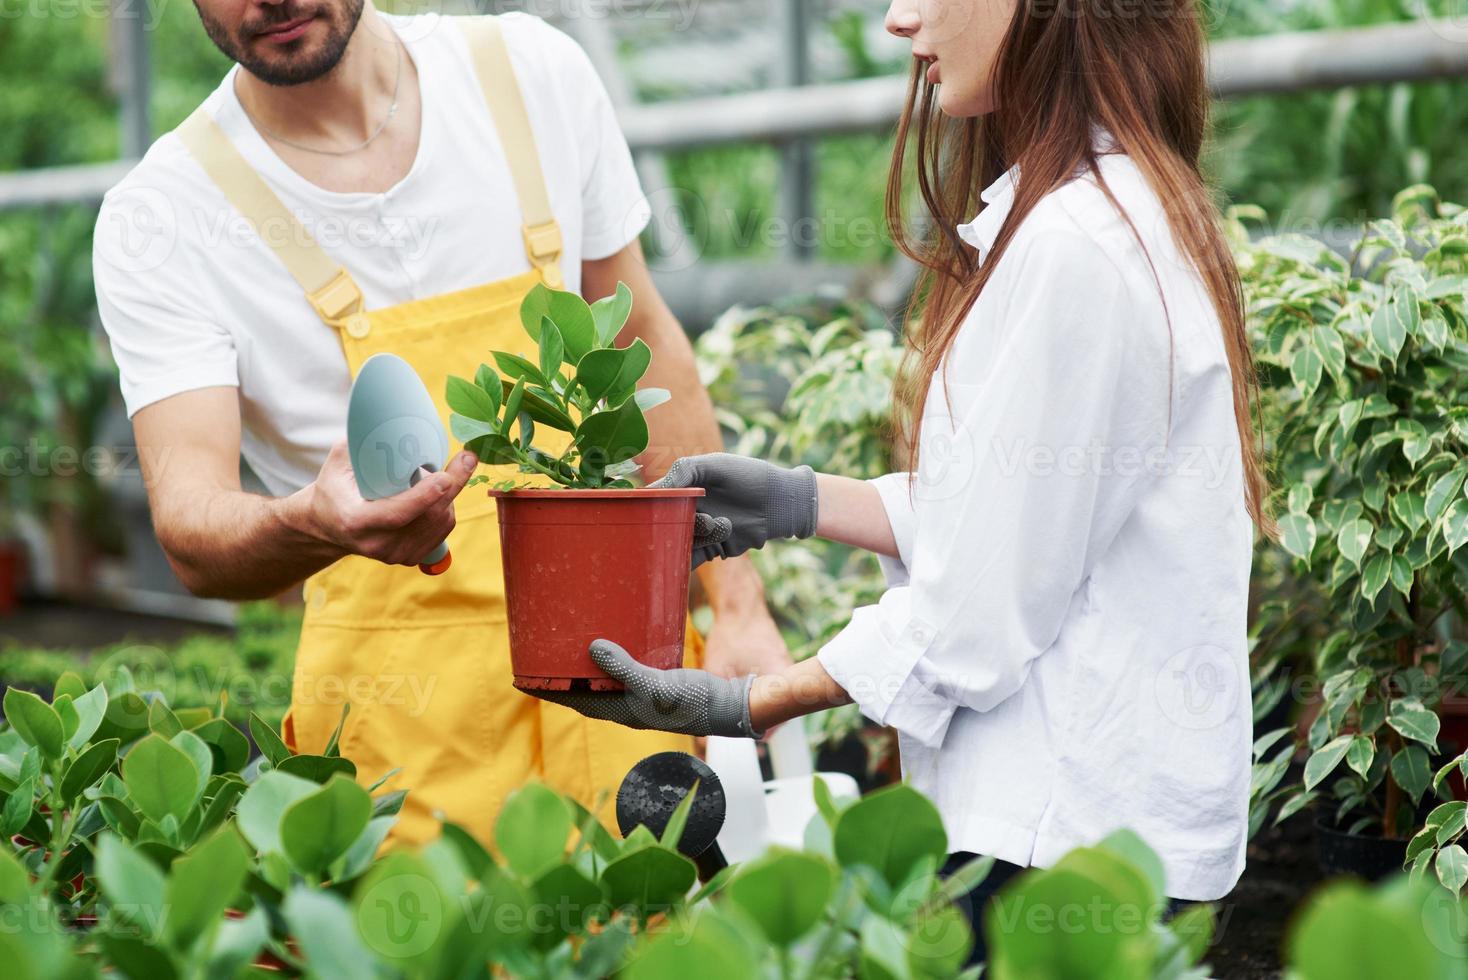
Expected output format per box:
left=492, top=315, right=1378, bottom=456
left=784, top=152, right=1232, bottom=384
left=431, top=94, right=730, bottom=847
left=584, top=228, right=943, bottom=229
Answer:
left=122, top=733, right=202, bottom=825
left=495, top=783, right=572, bottom=879
left=1391, top=492, right=1427, bottom=534
left=1425, top=459, right=1468, bottom=522
left=450, top=411, right=499, bottom=444
left=1312, top=325, right=1346, bottom=380
left=1389, top=553, right=1414, bottom=597
left=66, top=685, right=108, bottom=749
left=1287, top=483, right=1314, bottom=514
left=284, top=886, right=380, bottom=977
left=493, top=351, right=548, bottom=389
left=601, top=845, right=696, bottom=914
left=1337, top=518, right=1373, bottom=569
left=500, top=377, right=527, bottom=438
left=623, top=909, right=758, bottom=980
left=169, top=729, right=214, bottom=804
left=1388, top=699, right=1440, bottom=750
left=659, top=779, right=700, bottom=851
left=236, top=769, right=319, bottom=855
left=725, top=850, right=835, bottom=946
left=1391, top=745, right=1432, bottom=804
left=446, top=374, right=500, bottom=422
left=465, top=431, right=521, bottom=466
left=1291, top=344, right=1323, bottom=396
left=1346, top=735, right=1375, bottom=778
left=545, top=289, right=597, bottom=363
left=1437, top=845, right=1468, bottom=897
left=60, top=738, right=118, bottom=802
left=591, top=281, right=634, bottom=347
left=281, top=774, right=373, bottom=876
left=530, top=864, right=607, bottom=950
left=1305, top=735, right=1353, bottom=790
left=575, top=397, right=649, bottom=467
left=1359, top=553, right=1390, bottom=602
left=1370, top=294, right=1407, bottom=362
left=275, top=753, right=356, bottom=784
left=634, top=387, right=672, bottom=413
left=166, top=828, right=250, bottom=947
left=193, top=718, right=251, bottom=774
left=249, top=712, right=291, bottom=767
left=95, top=834, right=166, bottom=939
left=3, top=689, right=64, bottom=759
left=514, top=383, right=577, bottom=433
left=1, top=778, right=34, bottom=839
left=1444, top=500, right=1468, bottom=555
left=474, top=361, right=503, bottom=404
left=575, top=339, right=652, bottom=406
left=1280, top=512, right=1317, bottom=562
left=539, top=318, right=566, bottom=381
left=833, top=783, right=947, bottom=888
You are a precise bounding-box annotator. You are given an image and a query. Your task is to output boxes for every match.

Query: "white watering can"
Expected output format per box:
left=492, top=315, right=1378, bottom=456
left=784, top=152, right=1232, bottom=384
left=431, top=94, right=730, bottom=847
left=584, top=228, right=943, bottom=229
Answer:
left=705, top=719, right=861, bottom=862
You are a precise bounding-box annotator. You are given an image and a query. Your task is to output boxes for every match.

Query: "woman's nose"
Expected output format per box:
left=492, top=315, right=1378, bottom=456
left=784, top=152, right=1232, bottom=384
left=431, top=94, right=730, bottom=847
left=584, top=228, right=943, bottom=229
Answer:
left=885, top=0, right=921, bottom=38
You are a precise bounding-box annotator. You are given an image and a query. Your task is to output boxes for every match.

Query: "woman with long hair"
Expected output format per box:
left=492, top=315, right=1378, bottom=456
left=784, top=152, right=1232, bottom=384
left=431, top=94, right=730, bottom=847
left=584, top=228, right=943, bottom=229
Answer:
left=542, top=0, right=1269, bottom=956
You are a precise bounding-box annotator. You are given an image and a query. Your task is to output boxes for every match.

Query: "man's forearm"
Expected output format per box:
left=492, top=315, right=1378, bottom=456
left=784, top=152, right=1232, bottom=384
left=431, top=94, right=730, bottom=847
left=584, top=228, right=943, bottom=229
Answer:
left=158, top=484, right=342, bottom=600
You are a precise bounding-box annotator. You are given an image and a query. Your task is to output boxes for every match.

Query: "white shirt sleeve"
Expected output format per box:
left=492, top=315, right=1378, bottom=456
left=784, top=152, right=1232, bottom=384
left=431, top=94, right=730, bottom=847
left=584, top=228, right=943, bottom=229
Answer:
left=521, top=16, right=650, bottom=260
left=92, top=191, right=238, bottom=419
left=818, top=228, right=1173, bottom=748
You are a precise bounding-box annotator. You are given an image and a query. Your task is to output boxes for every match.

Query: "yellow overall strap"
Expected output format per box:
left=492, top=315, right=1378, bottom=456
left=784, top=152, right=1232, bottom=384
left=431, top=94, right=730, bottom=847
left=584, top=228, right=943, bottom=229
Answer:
left=458, top=16, right=565, bottom=289
left=176, top=106, right=370, bottom=338
left=173, top=14, right=565, bottom=338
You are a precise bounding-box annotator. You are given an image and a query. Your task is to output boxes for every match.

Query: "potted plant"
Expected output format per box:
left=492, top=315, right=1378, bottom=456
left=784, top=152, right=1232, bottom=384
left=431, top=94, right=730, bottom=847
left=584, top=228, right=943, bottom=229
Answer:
left=447, top=283, right=701, bottom=691
left=1240, top=185, right=1468, bottom=883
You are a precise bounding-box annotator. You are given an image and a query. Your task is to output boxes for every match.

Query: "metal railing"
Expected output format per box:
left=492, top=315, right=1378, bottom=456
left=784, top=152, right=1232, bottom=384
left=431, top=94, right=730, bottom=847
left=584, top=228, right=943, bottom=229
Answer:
left=3, top=18, right=1466, bottom=211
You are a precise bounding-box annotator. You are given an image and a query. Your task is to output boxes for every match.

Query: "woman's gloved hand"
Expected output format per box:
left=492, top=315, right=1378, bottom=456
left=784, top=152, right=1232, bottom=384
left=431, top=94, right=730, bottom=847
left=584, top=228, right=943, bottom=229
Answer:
left=532, top=639, right=762, bottom=739
left=651, top=453, right=819, bottom=568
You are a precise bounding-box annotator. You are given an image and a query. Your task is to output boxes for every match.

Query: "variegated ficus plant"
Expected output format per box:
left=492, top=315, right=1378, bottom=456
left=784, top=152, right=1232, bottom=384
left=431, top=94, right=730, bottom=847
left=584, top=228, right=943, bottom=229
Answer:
left=1241, top=186, right=1468, bottom=894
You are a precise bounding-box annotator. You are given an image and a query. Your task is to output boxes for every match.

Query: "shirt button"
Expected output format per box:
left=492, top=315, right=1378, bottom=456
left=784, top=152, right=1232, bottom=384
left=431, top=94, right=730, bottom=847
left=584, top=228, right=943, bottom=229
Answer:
left=910, top=626, right=928, bottom=644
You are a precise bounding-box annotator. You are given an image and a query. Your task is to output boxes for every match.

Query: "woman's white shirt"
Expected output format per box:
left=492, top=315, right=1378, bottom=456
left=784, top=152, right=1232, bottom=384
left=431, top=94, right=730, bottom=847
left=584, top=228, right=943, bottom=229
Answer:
left=816, top=153, right=1254, bottom=901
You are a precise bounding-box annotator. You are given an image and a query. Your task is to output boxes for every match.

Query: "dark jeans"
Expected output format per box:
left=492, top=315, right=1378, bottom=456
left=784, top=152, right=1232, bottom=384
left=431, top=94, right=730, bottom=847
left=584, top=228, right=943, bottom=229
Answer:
left=940, top=852, right=1191, bottom=968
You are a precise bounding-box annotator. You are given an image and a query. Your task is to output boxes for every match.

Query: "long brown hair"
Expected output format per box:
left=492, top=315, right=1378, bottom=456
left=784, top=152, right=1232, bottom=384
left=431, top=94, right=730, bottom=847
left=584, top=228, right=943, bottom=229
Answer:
left=884, top=0, right=1273, bottom=536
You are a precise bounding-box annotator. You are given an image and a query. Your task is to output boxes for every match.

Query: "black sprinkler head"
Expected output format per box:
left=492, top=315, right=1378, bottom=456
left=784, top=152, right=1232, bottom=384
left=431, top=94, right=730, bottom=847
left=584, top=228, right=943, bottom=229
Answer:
left=616, top=751, right=728, bottom=867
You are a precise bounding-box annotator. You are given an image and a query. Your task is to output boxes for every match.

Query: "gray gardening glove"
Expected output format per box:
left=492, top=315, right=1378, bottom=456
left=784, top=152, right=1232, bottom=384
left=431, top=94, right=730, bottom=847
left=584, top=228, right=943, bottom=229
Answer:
left=532, top=639, right=762, bottom=739
left=651, top=453, right=819, bottom=568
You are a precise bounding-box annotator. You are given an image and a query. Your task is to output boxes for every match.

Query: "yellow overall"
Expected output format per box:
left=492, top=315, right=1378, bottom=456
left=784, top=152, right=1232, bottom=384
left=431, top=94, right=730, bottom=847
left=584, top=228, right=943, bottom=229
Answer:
left=177, top=15, right=699, bottom=846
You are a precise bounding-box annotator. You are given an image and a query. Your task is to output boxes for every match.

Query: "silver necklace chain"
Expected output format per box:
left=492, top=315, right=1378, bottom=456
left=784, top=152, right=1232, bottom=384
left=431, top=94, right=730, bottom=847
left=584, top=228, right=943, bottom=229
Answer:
left=241, top=39, right=403, bottom=156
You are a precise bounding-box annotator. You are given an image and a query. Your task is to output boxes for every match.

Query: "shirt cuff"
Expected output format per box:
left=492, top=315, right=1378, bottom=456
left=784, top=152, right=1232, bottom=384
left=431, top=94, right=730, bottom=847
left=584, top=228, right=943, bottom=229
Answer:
left=868, top=472, right=916, bottom=588
left=817, top=596, right=956, bottom=750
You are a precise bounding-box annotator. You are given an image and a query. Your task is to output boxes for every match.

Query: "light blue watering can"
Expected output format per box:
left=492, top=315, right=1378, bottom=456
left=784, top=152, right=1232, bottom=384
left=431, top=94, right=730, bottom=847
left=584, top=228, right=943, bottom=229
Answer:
left=347, top=353, right=454, bottom=576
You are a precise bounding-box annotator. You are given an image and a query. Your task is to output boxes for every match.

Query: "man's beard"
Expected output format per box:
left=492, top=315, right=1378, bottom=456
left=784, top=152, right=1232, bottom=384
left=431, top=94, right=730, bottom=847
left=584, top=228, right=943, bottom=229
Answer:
left=195, top=0, right=365, bottom=87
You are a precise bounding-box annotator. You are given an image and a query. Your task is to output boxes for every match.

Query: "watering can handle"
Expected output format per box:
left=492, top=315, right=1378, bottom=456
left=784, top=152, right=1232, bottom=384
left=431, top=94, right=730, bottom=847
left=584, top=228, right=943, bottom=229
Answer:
left=409, top=466, right=453, bottom=576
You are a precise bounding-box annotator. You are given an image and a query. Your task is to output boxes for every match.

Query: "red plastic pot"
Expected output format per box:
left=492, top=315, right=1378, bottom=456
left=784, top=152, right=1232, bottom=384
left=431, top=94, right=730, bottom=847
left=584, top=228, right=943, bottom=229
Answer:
left=488, top=488, right=702, bottom=691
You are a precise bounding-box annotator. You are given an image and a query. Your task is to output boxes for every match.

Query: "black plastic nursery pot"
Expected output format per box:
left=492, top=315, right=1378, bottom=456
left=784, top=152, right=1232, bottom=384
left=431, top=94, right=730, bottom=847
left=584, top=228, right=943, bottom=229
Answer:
left=1314, top=818, right=1409, bottom=881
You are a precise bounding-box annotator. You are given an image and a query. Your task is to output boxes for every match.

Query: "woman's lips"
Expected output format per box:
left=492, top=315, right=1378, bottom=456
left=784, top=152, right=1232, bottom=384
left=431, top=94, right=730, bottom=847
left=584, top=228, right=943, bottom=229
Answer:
left=259, top=15, right=314, bottom=44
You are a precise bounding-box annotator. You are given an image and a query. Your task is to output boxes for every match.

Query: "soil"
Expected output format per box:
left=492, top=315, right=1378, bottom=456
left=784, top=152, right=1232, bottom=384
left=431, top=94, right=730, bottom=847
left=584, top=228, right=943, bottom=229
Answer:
left=1201, top=804, right=1327, bottom=979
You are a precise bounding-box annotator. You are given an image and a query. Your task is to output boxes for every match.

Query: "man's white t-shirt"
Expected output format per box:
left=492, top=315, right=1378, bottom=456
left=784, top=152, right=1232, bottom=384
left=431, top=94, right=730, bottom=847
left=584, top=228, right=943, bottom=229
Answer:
left=93, top=12, right=652, bottom=497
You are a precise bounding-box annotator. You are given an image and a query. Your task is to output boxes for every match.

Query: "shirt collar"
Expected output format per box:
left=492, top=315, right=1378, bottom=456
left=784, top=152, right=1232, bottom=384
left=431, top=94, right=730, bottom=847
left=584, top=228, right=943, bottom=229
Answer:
left=954, top=125, right=1119, bottom=260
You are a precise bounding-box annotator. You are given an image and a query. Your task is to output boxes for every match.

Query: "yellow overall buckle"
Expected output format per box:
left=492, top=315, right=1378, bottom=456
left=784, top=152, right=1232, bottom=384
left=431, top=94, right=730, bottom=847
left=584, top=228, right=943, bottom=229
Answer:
left=309, top=268, right=370, bottom=338
left=523, top=221, right=565, bottom=290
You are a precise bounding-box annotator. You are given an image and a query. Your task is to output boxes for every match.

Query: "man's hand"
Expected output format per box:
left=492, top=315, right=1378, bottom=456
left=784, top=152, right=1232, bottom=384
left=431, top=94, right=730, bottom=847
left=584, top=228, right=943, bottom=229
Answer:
left=534, top=640, right=762, bottom=739
left=303, top=441, right=478, bottom=566
left=702, top=601, right=793, bottom=678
